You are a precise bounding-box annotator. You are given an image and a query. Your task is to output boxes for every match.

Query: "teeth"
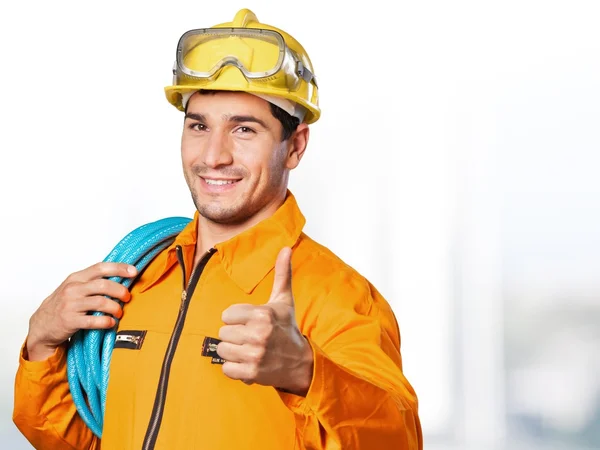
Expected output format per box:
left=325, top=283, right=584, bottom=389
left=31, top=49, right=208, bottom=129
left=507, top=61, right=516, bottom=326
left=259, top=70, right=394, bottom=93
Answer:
left=205, top=179, right=237, bottom=185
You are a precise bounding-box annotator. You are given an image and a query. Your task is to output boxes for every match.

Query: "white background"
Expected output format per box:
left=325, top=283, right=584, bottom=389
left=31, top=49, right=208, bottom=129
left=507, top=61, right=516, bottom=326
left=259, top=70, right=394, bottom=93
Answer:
left=1, top=1, right=599, bottom=449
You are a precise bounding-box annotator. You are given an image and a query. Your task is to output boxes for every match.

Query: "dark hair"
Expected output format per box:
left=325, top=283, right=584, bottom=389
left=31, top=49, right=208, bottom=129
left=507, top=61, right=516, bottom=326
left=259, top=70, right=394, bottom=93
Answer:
left=268, top=102, right=300, bottom=141
left=184, top=90, right=300, bottom=141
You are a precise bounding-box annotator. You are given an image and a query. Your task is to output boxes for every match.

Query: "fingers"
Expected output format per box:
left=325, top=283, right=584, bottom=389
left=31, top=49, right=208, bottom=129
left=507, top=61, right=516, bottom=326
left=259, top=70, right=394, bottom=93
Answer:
left=270, top=247, right=293, bottom=299
left=27, top=264, right=135, bottom=350
left=70, top=262, right=138, bottom=283
left=217, top=341, right=266, bottom=365
left=216, top=342, right=245, bottom=363
left=268, top=248, right=295, bottom=307
left=78, top=278, right=132, bottom=303
left=218, top=323, right=274, bottom=346
left=218, top=325, right=247, bottom=345
left=222, top=361, right=258, bottom=384
left=78, top=295, right=124, bottom=318
left=76, top=314, right=117, bottom=330
left=221, top=303, right=257, bottom=325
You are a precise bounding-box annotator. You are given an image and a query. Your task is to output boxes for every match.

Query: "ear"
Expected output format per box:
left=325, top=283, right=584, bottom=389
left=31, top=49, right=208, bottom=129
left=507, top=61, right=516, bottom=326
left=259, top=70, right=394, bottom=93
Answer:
left=286, top=124, right=310, bottom=170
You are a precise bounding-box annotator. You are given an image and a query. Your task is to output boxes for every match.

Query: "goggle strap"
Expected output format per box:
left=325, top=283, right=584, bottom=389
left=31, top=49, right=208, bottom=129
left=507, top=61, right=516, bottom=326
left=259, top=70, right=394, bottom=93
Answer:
left=296, top=61, right=318, bottom=88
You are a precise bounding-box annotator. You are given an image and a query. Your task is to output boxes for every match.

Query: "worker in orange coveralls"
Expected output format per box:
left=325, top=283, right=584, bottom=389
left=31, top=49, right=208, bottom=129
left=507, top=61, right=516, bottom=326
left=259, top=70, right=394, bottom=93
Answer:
left=13, top=8, right=423, bottom=450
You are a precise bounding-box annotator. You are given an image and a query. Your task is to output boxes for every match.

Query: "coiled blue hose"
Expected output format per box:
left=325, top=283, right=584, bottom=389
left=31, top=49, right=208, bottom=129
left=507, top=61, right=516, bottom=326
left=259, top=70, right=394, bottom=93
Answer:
left=66, top=216, right=191, bottom=438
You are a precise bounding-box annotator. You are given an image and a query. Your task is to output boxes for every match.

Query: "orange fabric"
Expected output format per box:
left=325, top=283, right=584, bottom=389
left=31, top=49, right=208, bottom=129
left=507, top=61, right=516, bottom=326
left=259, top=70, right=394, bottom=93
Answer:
left=13, top=191, right=423, bottom=449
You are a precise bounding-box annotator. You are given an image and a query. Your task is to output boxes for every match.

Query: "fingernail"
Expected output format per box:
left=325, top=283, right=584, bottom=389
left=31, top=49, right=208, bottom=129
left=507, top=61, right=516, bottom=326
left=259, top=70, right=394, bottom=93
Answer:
left=127, top=266, right=137, bottom=275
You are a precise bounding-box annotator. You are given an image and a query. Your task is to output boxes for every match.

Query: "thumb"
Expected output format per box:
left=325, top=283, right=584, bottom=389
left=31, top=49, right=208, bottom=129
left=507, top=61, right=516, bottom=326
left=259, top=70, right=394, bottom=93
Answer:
left=268, top=247, right=294, bottom=306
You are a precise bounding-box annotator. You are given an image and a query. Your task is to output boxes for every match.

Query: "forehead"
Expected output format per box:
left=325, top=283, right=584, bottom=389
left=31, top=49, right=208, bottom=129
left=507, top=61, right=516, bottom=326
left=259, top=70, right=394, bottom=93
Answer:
left=186, top=90, right=272, bottom=117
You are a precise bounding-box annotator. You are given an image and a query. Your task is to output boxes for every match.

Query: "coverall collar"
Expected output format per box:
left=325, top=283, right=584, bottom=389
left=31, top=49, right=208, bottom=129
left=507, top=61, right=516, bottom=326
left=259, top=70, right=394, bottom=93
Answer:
left=136, top=190, right=306, bottom=294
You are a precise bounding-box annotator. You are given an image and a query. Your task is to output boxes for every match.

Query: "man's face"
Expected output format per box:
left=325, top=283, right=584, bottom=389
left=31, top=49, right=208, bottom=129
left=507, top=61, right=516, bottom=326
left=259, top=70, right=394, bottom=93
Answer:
left=181, top=91, right=298, bottom=225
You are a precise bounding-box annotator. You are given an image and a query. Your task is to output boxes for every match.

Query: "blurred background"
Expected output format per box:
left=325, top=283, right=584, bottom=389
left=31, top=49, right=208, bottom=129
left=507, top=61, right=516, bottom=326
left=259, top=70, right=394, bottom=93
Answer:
left=0, top=1, right=598, bottom=449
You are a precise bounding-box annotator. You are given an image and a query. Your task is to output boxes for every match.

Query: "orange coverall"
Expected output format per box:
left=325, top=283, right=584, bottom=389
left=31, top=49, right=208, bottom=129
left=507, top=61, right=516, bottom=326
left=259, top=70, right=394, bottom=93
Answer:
left=13, top=191, right=423, bottom=449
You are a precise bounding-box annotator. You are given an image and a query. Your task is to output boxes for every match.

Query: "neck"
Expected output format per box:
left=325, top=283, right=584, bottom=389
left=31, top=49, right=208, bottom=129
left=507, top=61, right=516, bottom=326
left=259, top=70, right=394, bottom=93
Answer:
left=194, top=193, right=286, bottom=264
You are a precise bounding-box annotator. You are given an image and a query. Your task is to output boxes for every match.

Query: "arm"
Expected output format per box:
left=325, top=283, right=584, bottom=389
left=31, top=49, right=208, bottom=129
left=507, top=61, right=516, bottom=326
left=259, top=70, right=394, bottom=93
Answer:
left=13, top=261, right=138, bottom=450
left=13, top=342, right=99, bottom=450
left=281, top=278, right=423, bottom=450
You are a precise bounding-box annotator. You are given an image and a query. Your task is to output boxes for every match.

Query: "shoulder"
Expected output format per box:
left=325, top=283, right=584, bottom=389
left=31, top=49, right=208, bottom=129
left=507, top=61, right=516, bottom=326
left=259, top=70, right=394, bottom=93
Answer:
left=291, top=232, right=402, bottom=348
left=293, top=232, right=364, bottom=285
left=292, top=232, right=396, bottom=319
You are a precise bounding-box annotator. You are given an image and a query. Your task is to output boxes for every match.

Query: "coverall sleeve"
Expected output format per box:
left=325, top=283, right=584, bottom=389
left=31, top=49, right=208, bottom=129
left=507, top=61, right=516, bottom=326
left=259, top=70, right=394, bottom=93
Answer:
left=13, top=341, right=100, bottom=450
left=281, top=274, right=423, bottom=450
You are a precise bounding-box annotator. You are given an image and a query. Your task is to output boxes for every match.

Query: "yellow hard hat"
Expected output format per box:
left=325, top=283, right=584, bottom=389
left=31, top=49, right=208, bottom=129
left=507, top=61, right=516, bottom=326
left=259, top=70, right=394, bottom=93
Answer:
left=164, top=8, right=320, bottom=123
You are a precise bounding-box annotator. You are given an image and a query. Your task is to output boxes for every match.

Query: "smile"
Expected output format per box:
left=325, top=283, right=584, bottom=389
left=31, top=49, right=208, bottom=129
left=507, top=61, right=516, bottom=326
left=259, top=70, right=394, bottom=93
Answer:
left=200, top=177, right=242, bottom=192
left=204, top=179, right=238, bottom=185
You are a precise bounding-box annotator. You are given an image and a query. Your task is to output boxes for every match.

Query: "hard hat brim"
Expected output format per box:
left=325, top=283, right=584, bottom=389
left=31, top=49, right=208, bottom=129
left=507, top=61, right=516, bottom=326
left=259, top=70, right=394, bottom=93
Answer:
left=164, top=84, right=320, bottom=124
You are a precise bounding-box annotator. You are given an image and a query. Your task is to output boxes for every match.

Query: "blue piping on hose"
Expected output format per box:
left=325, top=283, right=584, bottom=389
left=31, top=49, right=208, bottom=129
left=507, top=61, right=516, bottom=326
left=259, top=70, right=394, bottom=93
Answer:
left=66, top=216, right=191, bottom=438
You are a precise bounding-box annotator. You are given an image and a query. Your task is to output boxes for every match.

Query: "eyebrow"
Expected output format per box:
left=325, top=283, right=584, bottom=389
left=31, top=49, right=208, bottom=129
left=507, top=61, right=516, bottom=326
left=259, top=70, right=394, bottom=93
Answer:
left=226, top=115, right=269, bottom=129
left=184, top=112, right=206, bottom=122
left=184, top=112, right=269, bottom=129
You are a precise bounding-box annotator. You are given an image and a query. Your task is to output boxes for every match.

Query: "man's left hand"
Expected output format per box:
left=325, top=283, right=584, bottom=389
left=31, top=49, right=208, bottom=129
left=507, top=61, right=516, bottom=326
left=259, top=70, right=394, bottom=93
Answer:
left=217, top=247, right=314, bottom=396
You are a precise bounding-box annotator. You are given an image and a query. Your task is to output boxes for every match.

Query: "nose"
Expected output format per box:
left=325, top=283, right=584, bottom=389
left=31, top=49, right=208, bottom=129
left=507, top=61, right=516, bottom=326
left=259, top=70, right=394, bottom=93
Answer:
left=202, top=131, right=234, bottom=168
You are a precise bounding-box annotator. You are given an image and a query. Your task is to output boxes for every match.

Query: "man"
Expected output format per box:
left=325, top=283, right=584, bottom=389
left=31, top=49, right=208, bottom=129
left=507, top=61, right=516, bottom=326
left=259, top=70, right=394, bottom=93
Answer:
left=13, top=8, right=423, bottom=450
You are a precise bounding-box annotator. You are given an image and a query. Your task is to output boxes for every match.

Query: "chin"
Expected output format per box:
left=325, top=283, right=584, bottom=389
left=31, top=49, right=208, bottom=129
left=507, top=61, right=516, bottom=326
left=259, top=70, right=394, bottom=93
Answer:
left=200, top=210, right=251, bottom=225
left=194, top=199, right=249, bottom=225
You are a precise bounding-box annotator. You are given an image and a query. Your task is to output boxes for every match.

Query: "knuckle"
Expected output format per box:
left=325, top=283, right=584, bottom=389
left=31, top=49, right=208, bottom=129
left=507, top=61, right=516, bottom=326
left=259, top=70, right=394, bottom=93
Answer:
left=99, top=278, right=111, bottom=291
left=96, top=315, right=112, bottom=328
left=249, top=346, right=266, bottom=363
left=102, top=297, right=118, bottom=312
left=261, top=321, right=274, bottom=337
left=65, top=272, right=76, bottom=282
left=246, top=364, right=259, bottom=381
left=251, top=326, right=271, bottom=345
left=86, top=295, right=101, bottom=310
left=98, top=279, right=115, bottom=296
left=83, top=315, right=94, bottom=329
left=111, top=284, right=123, bottom=299
left=62, top=281, right=79, bottom=298
left=99, top=263, right=116, bottom=277
left=57, top=295, right=74, bottom=313
left=253, top=306, right=275, bottom=323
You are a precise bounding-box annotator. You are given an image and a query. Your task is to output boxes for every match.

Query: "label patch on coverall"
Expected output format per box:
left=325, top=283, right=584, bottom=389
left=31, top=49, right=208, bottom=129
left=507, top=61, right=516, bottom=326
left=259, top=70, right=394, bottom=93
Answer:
left=114, top=330, right=147, bottom=350
left=202, top=337, right=225, bottom=364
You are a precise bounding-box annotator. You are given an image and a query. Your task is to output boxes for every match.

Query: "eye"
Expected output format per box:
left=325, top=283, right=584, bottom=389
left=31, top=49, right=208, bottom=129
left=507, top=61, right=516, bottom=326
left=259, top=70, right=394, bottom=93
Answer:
left=235, top=126, right=256, bottom=134
left=188, top=122, right=207, bottom=132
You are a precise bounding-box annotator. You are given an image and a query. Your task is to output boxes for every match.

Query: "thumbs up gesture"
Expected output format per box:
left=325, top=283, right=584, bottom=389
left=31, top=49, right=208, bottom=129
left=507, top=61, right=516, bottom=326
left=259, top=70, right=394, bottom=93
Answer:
left=217, top=247, right=314, bottom=396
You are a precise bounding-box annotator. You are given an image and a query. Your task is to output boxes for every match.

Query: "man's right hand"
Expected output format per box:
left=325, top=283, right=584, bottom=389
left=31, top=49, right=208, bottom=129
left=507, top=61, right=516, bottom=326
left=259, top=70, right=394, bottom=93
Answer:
left=25, top=262, right=138, bottom=361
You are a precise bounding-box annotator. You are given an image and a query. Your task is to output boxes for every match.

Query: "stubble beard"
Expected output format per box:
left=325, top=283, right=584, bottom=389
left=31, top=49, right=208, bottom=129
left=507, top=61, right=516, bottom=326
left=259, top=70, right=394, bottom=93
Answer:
left=185, top=164, right=286, bottom=226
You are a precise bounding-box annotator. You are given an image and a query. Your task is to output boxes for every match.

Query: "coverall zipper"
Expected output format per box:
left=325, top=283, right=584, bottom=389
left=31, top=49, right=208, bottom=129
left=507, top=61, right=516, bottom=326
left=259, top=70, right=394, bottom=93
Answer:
left=141, top=244, right=216, bottom=450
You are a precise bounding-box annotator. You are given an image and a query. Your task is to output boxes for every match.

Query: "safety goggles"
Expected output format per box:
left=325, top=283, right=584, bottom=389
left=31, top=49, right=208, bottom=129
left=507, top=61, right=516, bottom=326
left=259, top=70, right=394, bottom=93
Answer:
left=172, top=27, right=318, bottom=92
